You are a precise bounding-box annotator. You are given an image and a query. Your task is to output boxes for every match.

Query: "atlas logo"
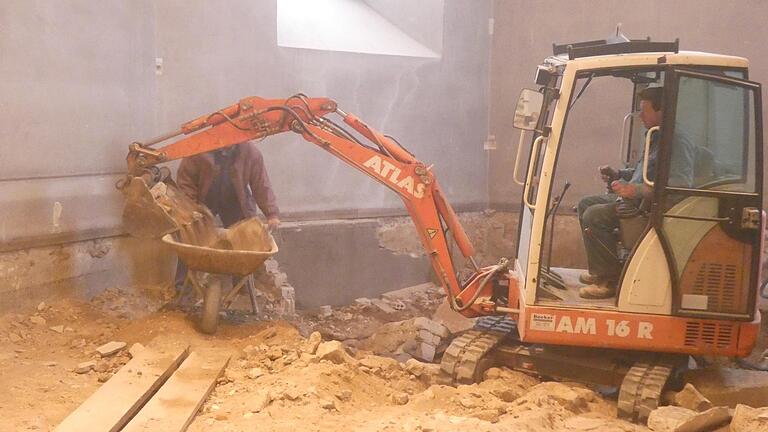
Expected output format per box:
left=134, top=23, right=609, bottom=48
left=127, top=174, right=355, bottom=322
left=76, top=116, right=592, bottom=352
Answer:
left=363, top=155, right=426, bottom=198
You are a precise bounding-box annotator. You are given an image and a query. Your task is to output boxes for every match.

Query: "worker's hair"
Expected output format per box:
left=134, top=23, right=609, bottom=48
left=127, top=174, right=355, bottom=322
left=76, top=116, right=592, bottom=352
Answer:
left=639, top=87, right=663, bottom=111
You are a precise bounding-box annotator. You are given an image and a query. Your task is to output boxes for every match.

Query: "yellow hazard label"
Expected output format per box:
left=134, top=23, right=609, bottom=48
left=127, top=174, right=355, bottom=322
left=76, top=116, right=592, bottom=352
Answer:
left=427, top=228, right=438, bottom=239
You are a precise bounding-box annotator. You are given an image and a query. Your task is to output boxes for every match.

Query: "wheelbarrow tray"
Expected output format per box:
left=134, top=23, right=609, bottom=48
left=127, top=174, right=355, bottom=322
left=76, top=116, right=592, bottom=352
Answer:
left=161, top=218, right=278, bottom=276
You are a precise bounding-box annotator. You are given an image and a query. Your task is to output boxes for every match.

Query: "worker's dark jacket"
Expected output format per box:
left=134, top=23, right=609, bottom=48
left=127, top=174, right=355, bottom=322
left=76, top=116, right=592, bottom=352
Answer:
left=176, top=143, right=279, bottom=222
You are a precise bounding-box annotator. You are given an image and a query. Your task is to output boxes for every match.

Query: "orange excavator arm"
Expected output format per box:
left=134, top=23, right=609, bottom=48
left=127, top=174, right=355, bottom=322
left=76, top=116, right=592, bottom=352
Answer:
left=124, top=94, right=511, bottom=318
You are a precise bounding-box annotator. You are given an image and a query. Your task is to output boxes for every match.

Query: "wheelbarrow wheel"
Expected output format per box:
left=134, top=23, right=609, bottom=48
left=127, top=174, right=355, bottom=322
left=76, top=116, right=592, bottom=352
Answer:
left=200, top=275, right=228, bottom=334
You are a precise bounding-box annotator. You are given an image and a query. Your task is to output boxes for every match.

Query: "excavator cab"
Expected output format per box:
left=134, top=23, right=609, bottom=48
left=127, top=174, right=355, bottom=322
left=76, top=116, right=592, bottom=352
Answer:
left=496, top=36, right=764, bottom=420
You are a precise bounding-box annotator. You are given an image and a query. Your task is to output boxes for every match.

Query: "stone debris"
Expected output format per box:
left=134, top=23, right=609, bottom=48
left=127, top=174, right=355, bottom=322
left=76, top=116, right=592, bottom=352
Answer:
left=37, top=302, right=47, bottom=312
left=318, top=305, right=332, bottom=318
left=128, top=342, right=145, bottom=358
left=49, top=325, right=64, bottom=334
left=674, top=383, right=713, bottom=412
left=29, top=316, right=46, bottom=326
left=647, top=406, right=696, bottom=431
left=301, top=331, right=322, bottom=354
left=96, top=341, right=127, bottom=357
left=75, top=361, right=96, bottom=374
left=246, top=367, right=264, bottom=379
left=405, top=317, right=450, bottom=361
left=674, top=406, right=731, bottom=432
left=730, top=404, right=768, bottom=432
left=354, top=297, right=372, bottom=306
left=279, top=286, right=296, bottom=316
left=391, top=392, right=409, bottom=405
left=315, top=341, right=356, bottom=365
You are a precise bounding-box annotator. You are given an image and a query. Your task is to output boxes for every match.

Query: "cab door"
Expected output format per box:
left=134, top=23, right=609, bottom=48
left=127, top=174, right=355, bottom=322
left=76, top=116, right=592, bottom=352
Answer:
left=654, top=69, right=762, bottom=320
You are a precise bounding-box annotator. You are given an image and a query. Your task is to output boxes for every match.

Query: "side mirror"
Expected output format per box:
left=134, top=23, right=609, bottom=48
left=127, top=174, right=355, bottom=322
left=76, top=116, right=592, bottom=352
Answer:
left=513, top=89, right=544, bottom=131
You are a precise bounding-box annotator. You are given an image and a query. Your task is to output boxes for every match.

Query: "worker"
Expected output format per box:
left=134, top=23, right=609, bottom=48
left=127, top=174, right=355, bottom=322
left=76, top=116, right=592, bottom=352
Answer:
left=174, top=142, right=280, bottom=294
left=577, top=87, right=694, bottom=299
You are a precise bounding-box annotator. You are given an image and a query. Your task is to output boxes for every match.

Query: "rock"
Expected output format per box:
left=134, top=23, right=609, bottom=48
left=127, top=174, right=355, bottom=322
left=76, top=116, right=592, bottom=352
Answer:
left=266, top=346, right=284, bottom=360
left=9, top=333, right=21, bottom=343
left=97, top=373, right=110, bottom=383
left=372, top=299, right=397, bottom=315
left=301, top=331, right=322, bottom=354
left=94, top=361, right=110, bottom=373
left=413, top=317, right=450, bottom=338
left=336, top=389, right=352, bottom=401
left=730, top=404, right=768, bottom=432
left=354, top=297, right=372, bottom=306
left=472, top=409, right=501, bottom=423
left=391, top=392, right=409, bottom=405
left=496, top=389, right=520, bottom=403
left=675, top=406, right=731, bottom=432
left=44, top=361, right=57, bottom=367
left=407, top=341, right=437, bottom=362
left=315, top=341, right=356, bottom=365
left=674, top=383, right=713, bottom=412
left=515, top=382, right=594, bottom=413
left=37, top=302, right=47, bottom=311
left=284, top=388, right=301, bottom=401
left=29, top=316, right=46, bottom=326
left=431, top=300, right=476, bottom=334
left=684, top=367, right=768, bottom=408
left=647, top=406, right=696, bottom=432
left=320, top=399, right=337, bottom=410
left=128, top=343, right=145, bottom=358
left=459, top=397, right=477, bottom=408
left=418, top=364, right=443, bottom=386
left=49, top=325, right=64, bottom=334
left=75, top=361, right=96, bottom=374
left=359, top=356, right=399, bottom=372
left=318, top=305, right=332, bottom=318
left=405, top=358, right=426, bottom=376
left=70, top=338, right=86, bottom=349
left=417, top=329, right=442, bottom=346
left=251, top=391, right=272, bottom=413
left=247, top=368, right=264, bottom=379
left=96, top=341, right=126, bottom=357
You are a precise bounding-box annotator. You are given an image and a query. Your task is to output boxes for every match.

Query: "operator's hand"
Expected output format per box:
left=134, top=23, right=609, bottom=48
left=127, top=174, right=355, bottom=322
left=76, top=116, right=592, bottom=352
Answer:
left=611, top=180, right=638, bottom=199
left=599, top=165, right=617, bottom=183
left=267, top=217, right=281, bottom=232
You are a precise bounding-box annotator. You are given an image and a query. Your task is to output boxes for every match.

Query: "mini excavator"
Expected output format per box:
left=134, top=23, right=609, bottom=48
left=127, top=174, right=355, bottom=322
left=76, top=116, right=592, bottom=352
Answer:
left=120, top=34, right=764, bottom=422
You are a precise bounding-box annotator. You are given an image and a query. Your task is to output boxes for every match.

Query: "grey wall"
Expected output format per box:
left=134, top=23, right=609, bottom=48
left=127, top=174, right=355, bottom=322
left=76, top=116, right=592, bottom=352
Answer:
left=0, top=0, right=492, bottom=250
left=154, top=0, right=491, bottom=217
left=489, top=0, right=768, bottom=210
left=0, top=1, right=156, bottom=248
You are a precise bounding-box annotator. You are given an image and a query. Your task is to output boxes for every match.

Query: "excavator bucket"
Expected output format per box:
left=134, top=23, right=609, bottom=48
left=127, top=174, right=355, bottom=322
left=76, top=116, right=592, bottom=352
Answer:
left=121, top=176, right=212, bottom=240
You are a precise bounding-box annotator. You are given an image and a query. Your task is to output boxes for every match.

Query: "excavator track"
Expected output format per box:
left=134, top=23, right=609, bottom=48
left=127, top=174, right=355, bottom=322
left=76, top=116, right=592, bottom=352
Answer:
left=438, top=315, right=518, bottom=385
left=617, top=363, right=673, bottom=423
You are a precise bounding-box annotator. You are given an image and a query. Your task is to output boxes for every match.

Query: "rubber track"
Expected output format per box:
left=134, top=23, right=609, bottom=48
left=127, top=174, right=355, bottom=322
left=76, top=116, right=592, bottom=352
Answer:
left=438, top=316, right=517, bottom=385
left=618, top=363, right=672, bottom=423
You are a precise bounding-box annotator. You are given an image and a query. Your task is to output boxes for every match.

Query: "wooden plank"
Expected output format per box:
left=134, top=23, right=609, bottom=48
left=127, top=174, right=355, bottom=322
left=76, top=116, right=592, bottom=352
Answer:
left=55, top=345, right=189, bottom=432
left=122, top=352, right=230, bottom=432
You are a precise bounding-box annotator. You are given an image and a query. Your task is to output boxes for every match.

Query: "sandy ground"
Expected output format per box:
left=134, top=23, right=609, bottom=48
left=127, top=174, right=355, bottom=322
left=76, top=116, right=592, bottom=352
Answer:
left=0, top=281, right=657, bottom=432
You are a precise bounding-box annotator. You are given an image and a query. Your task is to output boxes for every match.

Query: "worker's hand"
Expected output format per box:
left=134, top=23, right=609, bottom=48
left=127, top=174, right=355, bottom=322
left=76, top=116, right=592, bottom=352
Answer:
left=611, top=180, right=638, bottom=199
left=599, top=165, right=617, bottom=183
left=267, top=217, right=280, bottom=232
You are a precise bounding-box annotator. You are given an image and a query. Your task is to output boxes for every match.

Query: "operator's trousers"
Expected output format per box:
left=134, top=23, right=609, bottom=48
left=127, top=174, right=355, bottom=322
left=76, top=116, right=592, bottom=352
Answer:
left=577, top=194, right=620, bottom=281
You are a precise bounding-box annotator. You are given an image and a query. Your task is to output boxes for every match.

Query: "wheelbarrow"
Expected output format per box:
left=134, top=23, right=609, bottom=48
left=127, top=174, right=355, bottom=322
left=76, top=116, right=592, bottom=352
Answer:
left=162, top=217, right=278, bottom=334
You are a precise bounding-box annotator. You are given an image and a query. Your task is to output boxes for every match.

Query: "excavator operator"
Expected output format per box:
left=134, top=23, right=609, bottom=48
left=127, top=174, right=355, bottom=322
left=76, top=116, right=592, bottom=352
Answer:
left=576, top=87, right=694, bottom=300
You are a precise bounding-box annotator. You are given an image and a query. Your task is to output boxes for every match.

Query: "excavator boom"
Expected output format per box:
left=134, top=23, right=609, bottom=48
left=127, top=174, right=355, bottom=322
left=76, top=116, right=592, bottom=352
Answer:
left=121, top=94, right=511, bottom=318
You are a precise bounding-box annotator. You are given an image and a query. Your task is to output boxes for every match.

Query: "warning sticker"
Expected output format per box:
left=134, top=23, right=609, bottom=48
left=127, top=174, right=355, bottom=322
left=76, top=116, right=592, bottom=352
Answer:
left=426, top=228, right=438, bottom=239
left=530, top=313, right=555, bottom=332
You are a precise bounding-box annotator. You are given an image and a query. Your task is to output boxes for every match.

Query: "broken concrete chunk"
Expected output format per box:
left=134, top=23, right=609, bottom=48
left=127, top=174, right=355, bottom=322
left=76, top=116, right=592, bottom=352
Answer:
left=302, top=331, right=322, bottom=355
left=247, top=367, right=264, bottom=379
left=406, top=341, right=437, bottom=362
left=417, top=329, right=442, bottom=346
left=674, top=406, right=731, bottom=432
left=391, top=392, right=409, bottom=405
left=49, top=325, right=64, bottom=334
left=730, top=404, right=768, bottom=432
left=29, top=316, right=46, bottom=326
left=371, top=299, right=397, bottom=315
left=96, top=341, right=127, bottom=357
left=647, top=406, right=696, bottom=432
left=674, top=383, right=713, bottom=412
left=413, top=317, right=450, bottom=339
left=75, top=361, right=96, bottom=374
left=354, top=297, right=372, bottom=306
left=128, top=342, right=145, bottom=358
left=315, top=341, right=356, bottom=365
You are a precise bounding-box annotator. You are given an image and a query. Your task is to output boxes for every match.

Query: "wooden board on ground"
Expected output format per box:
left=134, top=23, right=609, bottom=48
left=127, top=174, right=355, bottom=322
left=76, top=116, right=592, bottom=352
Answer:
left=122, top=351, right=230, bottom=432
left=54, top=345, right=189, bottom=432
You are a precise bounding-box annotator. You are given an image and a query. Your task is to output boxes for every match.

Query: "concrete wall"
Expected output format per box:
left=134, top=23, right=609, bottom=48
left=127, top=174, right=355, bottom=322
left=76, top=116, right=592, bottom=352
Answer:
left=489, top=0, right=768, bottom=210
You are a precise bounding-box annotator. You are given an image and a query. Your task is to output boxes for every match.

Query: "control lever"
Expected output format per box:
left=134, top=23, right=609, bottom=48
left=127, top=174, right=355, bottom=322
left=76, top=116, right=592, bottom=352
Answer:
left=542, top=181, right=571, bottom=290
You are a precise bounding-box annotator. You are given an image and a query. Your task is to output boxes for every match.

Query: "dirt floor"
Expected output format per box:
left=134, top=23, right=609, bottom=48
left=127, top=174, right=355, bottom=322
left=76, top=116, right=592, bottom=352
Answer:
left=1, top=279, right=765, bottom=432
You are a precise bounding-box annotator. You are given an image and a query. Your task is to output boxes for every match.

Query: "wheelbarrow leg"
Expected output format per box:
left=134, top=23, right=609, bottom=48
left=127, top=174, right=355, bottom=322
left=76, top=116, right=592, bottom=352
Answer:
left=246, top=274, right=260, bottom=316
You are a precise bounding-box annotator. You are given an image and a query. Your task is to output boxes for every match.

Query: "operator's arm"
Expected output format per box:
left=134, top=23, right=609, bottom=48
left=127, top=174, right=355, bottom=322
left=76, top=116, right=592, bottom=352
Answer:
left=246, top=144, right=280, bottom=222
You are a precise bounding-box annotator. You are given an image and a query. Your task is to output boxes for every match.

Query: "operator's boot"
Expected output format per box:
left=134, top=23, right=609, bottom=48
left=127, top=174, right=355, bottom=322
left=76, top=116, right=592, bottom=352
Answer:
left=579, top=280, right=616, bottom=299
left=578, top=272, right=604, bottom=285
